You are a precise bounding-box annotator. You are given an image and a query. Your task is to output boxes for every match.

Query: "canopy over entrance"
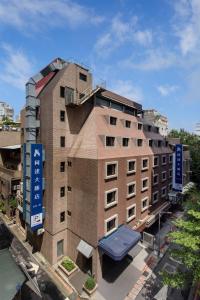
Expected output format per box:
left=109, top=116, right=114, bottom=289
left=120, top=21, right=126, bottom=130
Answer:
left=98, top=225, right=141, bottom=261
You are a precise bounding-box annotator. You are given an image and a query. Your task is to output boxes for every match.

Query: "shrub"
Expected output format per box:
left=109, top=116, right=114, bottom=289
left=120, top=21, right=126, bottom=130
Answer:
left=85, top=276, right=96, bottom=291
left=61, top=258, right=75, bottom=272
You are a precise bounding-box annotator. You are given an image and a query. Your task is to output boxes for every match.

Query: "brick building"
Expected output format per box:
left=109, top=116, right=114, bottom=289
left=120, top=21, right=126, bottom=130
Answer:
left=20, top=58, right=173, bottom=280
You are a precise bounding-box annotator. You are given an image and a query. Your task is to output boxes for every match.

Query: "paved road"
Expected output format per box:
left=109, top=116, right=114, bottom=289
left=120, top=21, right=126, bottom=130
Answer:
left=0, top=218, right=66, bottom=300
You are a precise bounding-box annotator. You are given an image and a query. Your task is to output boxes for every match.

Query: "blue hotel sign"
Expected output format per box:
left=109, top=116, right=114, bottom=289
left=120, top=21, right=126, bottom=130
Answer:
left=175, top=144, right=183, bottom=191
left=30, top=144, right=43, bottom=231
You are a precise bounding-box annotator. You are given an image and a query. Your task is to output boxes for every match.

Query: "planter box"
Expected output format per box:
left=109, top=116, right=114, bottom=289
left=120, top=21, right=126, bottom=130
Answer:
left=58, top=258, right=78, bottom=277
left=83, top=283, right=98, bottom=296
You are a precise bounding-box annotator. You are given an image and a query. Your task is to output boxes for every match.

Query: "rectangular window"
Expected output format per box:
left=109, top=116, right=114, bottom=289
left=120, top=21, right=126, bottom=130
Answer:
left=153, top=156, right=159, bottom=167
left=60, top=136, right=65, bottom=147
left=169, top=154, right=173, bottom=163
left=162, top=186, right=167, bottom=198
left=141, top=197, right=149, bottom=212
left=147, top=125, right=152, bottom=132
left=126, top=204, right=136, bottom=222
left=127, top=182, right=136, bottom=198
left=162, top=171, right=167, bottom=182
left=138, top=123, right=143, bottom=130
left=60, top=186, right=65, bottom=197
left=158, top=140, right=162, bottom=147
left=105, top=214, right=118, bottom=235
left=105, top=161, right=118, bottom=179
left=60, top=162, right=65, bottom=172
left=162, top=155, right=166, bottom=165
left=155, top=127, right=159, bottom=133
left=142, top=158, right=149, bottom=171
left=142, top=178, right=149, bottom=191
left=169, top=183, right=172, bottom=191
left=67, top=161, right=72, bottom=167
left=110, top=116, right=117, bottom=125
left=106, top=136, right=115, bottom=147
left=169, top=169, right=173, bottom=178
left=105, top=188, right=118, bottom=209
left=60, top=211, right=65, bottom=222
left=122, top=138, right=129, bottom=147
left=137, top=139, right=143, bottom=147
left=149, top=139, right=153, bottom=147
left=60, top=86, right=65, bottom=98
left=153, top=191, right=159, bottom=204
left=67, top=210, right=71, bottom=216
left=79, top=72, right=87, bottom=81
left=67, top=186, right=72, bottom=192
left=57, top=239, right=64, bottom=257
left=127, top=159, right=136, bottom=174
left=153, top=174, right=159, bottom=185
left=60, top=110, right=65, bottom=122
left=125, top=120, right=131, bottom=128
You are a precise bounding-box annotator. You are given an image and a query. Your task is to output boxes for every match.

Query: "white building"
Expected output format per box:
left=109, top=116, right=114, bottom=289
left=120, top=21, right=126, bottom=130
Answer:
left=143, top=109, right=169, bottom=137
left=0, top=101, right=14, bottom=121
left=195, top=123, right=200, bottom=136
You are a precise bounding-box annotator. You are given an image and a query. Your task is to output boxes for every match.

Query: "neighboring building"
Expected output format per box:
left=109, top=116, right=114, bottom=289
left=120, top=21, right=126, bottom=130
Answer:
left=19, top=58, right=173, bottom=281
left=0, top=101, right=14, bottom=121
left=143, top=109, right=169, bottom=137
left=195, top=122, right=200, bottom=136
left=0, top=131, right=21, bottom=216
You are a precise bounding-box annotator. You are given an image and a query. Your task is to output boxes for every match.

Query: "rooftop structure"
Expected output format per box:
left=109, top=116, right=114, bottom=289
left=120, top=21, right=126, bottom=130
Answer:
left=143, top=109, right=169, bottom=137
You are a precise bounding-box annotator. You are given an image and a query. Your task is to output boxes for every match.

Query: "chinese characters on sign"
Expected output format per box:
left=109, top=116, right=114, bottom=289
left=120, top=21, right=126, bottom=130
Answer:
left=174, top=144, right=183, bottom=192
left=30, top=144, right=43, bottom=230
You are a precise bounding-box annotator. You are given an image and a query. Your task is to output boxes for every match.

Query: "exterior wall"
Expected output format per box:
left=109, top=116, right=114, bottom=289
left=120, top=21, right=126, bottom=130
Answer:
left=0, top=101, right=14, bottom=121
left=0, top=131, right=21, bottom=147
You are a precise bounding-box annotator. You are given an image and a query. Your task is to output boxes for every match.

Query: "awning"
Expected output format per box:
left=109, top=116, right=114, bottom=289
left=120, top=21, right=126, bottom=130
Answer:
left=98, top=225, right=141, bottom=261
left=0, top=248, right=26, bottom=300
left=77, top=240, right=93, bottom=258
left=146, top=202, right=171, bottom=228
left=0, top=145, right=21, bottom=150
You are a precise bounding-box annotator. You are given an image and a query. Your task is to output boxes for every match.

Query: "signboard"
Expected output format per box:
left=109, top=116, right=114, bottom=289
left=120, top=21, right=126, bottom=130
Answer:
left=174, top=144, right=183, bottom=192
left=30, top=144, right=43, bottom=230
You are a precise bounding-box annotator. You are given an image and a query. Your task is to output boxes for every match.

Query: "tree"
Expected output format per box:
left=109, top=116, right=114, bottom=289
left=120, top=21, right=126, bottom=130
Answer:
left=162, top=187, right=200, bottom=291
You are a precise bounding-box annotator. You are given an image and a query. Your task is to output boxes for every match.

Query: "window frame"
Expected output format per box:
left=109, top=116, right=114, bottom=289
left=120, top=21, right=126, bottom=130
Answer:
left=60, top=161, right=65, bottom=172
left=127, top=181, right=136, bottom=198
left=137, top=139, right=143, bottom=147
left=60, top=186, right=65, bottom=197
left=127, top=159, right=136, bottom=174
left=162, top=171, right=167, bottom=182
left=126, top=204, right=136, bottom=222
left=105, top=161, right=118, bottom=179
left=60, top=211, right=65, bottom=223
left=104, top=188, right=118, bottom=209
left=153, top=156, right=159, bottom=167
left=60, top=136, right=65, bottom=147
left=125, top=120, right=131, bottom=128
left=141, top=177, right=149, bottom=192
left=153, top=173, right=159, bottom=186
left=169, top=168, right=173, bottom=178
left=161, top=186, right=167, bottom=198
left=109, top=116, right=117, bottom=126
left=169, top=154, right=173, bottom=163
left=60, top=110, right=65, bottom=122
left=141, top=157, right=149, bottom=171
left=104, top=214, right=118, bottom=236
left=152, top=191, right=159, bottom=204
left=138, top=122, right=143, bottom=130
left=122, top=137, right=130, bottom=147
left=105, top=136, right=116, bottom=147
left=162, top=155, right=167, bottom=165
left=141, top=197, right=149, bottom=212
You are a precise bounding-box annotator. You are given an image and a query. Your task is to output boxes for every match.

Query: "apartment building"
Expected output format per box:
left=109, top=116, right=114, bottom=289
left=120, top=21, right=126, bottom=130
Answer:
left=0, top=101, right=14, bottom=121
left=20, top=58, right=173, bottom=281
left=143, top=109, right=169, bottom=137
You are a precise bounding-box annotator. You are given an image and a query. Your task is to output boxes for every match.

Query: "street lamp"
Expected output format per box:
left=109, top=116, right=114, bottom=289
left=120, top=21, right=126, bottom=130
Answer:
left=157, top=211, right=172, bottom=257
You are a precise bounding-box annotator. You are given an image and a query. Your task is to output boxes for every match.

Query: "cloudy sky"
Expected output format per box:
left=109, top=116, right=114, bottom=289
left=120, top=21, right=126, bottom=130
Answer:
left=0, top=0, right=199, bottom=132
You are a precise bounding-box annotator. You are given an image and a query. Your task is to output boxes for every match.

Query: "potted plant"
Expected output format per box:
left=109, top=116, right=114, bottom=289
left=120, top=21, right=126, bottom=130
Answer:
left=58, top=257, right=78, bottom=276
left=83, top=276, right=98, bottom=295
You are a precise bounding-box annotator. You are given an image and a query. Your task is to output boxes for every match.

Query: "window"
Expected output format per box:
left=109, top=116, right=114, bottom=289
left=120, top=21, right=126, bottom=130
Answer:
left=165, top=141, right=169, bottom=147
left=60, top=186, right=65, bottom=197
left=60, top=162, right=65, bottom=172
left=152, top=191, right=159, bottom=204
left=60, top=211, right=65, bottom=222
left=162, top=171, right=167, bottom=182
left=79, top=72, right=87, bottom=81
left=169, top=169, right=173, bottom=178
left=147, top=125, right=152, bottom=132
left=137, top=139, right=143, bottom=147
left=149, top=139, right=153, bottom=147
left=125, top=120, right=131, bottom=128
left=153, top=156, right=159, bottom=167
left=60, top=136, right=65, bottom=147
left=60, top=110, right=65, bottom=122
left=142, top=178, right=149, bottom=191
left=138, top=123, right=143, bottom=130
left=169, top=183, right=172, bottom=191
left=122, top=138, right=129, bottom=147
left=162, top=155, right=166, bottom=165
left=153, top=174, right=159, bottom=185
left=60, top=86, right=65, bottom=98
left=67, top=186, right=72, bottom=192
left=158, top=140, right=162, bottom=147
left=67, top=210, right=71, bottom=216
left=110, top=116, right=117, bottom=125
left=105, top=188, right=118, bottom=209
left=127, top=182, right=136, bottom=198
left=105, top=161, right=118, bottom=179
left=68, top=161, right=72, bottom=167
left=142, top=158, right=149, bottom=171
left=155, top=127, right=159, bottom=133
left=106, top=136, right=115, bottom=147
left=141, top=197, right=149, bottom=212
left=169, top=154, right=173, bottom=163
left=162, top=186, right=167, bottom=198
left=126, top=204, right=136, bottom=222
left=105, top=214, right=118, bottom=235
left=127, top=159, right=136, bottom=174
left=57, top=240, right=64, bottom=257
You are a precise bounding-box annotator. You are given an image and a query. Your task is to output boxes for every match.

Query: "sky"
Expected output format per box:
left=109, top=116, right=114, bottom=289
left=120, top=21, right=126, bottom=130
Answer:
left=0, top=0, right=199, bottom=132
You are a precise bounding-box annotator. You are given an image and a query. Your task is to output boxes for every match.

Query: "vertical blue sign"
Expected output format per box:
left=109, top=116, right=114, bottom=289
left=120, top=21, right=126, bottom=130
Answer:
left=30, top=144, right=43, bottom=231
left=23, top=143, right=26, bottom=220
left=175, top=144, right=183, bottom=191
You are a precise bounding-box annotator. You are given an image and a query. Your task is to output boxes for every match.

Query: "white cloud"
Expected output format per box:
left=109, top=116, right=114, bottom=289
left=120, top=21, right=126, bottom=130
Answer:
left=157, top=85, right=179, bottom=96
left=110, top=80, right=143, bottom=102
left=94, top=15, right=152, bottom=56
left=0, top=0, right=103, bottom=32
left=0, top=44, right=34, bottom=90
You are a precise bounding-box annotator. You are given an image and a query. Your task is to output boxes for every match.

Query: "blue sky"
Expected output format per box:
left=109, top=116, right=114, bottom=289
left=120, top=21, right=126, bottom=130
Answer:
left=0, top=0, right=199, bottom=132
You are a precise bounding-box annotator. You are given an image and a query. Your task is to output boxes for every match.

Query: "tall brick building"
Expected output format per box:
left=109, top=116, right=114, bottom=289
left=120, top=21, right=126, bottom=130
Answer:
left=20, top=58, right=173, bottom=280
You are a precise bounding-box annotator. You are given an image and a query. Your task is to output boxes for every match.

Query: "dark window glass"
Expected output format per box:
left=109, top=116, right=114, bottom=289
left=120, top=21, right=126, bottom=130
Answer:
left=60, top=211, right=65, bottom=222
left=57, top=240, right=64, bottom=257
left=68, top=161, right=72, bottom=167
left=67, top=210, right=71, bottom=216
left=128, top=161, right=135, bottom=172
left=60, top=186, right=65, bottom=197
left=106, top=136, right=115, bottom=147
left=149, top=140, right=153, bottom=147
left=60, top=110, right=65, bottom=122
left=107, top=218, right=116, bottom=232
left=79, top=72, right=87, bottom=81
left=107, top=191, right=116, bottom=205
left=60, top=162, right=65, bottom=172
left=125, top=120, right=131, bottom=128
left=60, top=86, right=65, bottom=98
left=128, top=207, right=135, bottom=218
left=123, top=138, right=129, bottom=147
left=107, top=164, right=116, bottom=176
left=137, top=139, right=143, bottom=147
left=110, top=116, right=117, bottom=125
left=67, top=186, right=72, bottom=192
left=142, top=159, right=148, bottom=169
left=138, top=123, right=143, bottom=130
left=128, top=184, right=135, bottom=195
left=60, top=136, right=65, bottom=147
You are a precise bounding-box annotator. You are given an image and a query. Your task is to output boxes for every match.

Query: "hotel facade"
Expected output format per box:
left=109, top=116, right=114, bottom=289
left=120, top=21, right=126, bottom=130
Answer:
left=19, top=58, right=173, bottom=280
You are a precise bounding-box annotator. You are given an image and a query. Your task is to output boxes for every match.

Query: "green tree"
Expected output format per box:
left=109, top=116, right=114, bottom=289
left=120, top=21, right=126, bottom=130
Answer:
left=162, top=187, right=200, bottom=291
